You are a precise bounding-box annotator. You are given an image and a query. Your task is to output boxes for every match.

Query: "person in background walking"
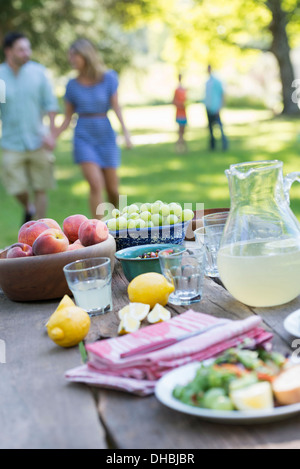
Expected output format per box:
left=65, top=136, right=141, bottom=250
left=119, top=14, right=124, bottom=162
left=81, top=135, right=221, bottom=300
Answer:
left=0, top=32, right=58, bottom=225
left=204, top=65, right=228, bottom=151
left=54, top=38, right=132, bottom=218
left=173, top=73, right=188, bottom=153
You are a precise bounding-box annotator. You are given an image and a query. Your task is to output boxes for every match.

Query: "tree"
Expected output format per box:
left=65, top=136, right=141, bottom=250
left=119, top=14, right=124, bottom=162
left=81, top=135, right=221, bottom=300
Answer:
left=266, top=0, right=299, bottom=114
left=0, top=0, right=135, bottom=74
left=189, top=0, right=300, bottom=115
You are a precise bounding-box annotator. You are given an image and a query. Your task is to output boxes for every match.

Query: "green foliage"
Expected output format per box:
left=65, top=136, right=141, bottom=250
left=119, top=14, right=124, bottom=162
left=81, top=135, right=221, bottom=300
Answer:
left=0, top=0, right=136, bottom=74
left=101, top=0, right=164, bottom=27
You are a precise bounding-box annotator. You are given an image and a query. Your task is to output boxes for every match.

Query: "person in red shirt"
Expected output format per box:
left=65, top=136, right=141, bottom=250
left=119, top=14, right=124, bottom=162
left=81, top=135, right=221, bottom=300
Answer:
left=173, top=74, right=188, bottom=152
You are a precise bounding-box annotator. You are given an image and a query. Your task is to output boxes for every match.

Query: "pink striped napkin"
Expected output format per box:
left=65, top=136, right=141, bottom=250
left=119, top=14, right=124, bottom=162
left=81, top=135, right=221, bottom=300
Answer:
left=65, top=310, right=273, bottom=396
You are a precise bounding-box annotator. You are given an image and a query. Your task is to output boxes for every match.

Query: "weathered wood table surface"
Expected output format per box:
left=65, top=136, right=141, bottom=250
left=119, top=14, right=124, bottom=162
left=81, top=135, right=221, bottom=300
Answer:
left=1, top=255, right=300, bottom=449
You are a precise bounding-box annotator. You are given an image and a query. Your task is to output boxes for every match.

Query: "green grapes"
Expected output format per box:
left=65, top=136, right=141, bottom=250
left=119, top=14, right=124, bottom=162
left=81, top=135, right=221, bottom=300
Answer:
left=105, top=201, right=194, bottom=232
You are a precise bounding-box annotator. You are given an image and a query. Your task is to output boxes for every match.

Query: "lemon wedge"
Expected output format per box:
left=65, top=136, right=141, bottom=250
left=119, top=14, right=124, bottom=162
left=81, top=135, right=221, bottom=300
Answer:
left=118, top=303, right=150, bottom=321
left=147, top=303, right=171, bottom=324
left=118, top=304, right=131, bottom=320
left=118, top=314, right=141, bottom=335
left=230, top=382, right=274, bottom=411
left=129, top=303, right=150, bottom=321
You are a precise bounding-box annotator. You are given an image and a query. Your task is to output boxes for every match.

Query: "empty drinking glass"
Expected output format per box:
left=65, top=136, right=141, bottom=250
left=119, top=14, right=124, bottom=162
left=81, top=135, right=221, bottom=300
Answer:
left=203, top=211, right=229, bottom=227
left=158, top=246, right=206, bottom=306
left=194, top=224, right=225, bottom=277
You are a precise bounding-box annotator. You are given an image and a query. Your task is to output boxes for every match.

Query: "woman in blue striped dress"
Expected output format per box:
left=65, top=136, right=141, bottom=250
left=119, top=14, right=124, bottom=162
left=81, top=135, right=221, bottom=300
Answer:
left=54, top=38, right=132, bottom=218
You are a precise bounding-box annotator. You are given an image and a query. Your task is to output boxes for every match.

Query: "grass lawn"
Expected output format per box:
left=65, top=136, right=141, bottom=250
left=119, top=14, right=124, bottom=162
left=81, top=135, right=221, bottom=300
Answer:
left=1, top=103, right=300, bottom=248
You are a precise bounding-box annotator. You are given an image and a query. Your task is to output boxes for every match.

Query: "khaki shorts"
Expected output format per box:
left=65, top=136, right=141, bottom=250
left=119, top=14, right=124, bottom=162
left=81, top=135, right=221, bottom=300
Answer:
left=1, top=148, right=56, bottom=196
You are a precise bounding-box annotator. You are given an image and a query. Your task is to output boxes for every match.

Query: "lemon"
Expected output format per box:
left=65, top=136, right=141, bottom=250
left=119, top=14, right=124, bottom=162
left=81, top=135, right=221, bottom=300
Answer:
left=147, top=303, right=171, bottom=323
left=118, top=314, right=141, bottom=335
left=46, top=304, right=91, bottom=348
left=230, top=382, right=274, bottom=411
left=128, top=273, right=174, bottom=309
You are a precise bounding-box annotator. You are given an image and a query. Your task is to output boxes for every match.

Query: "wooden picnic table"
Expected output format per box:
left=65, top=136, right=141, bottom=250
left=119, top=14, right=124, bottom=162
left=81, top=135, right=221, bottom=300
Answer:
left=1, top=250, right=300, bottom=450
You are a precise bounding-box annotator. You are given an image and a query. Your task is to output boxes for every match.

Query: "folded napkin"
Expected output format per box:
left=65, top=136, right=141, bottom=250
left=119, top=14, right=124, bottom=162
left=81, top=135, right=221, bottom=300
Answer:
left=65, top=310, right=273, bottom=396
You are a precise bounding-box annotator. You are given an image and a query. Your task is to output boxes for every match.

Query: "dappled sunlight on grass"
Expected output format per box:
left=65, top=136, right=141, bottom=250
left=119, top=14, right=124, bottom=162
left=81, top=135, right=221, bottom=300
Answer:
left=204, top=186, right=231, bottom=202
left=128, top=133, right=176, bottom=145
left=120, top=185, right=151, bottom=197
left=165, top=159, right=185, bottom=171
left=111, top=105, right=176, bottom=132
left=111, top=104, right=274, bottom=134
left=70, top=180, right=89, bottom=196
left=119, top=166, right=146, bottom=178
left=55, top=167, right=79, bottom=180
left=222, top=109, right=273, bottom=125
left=195, top=173, right=227, bottom=185
left=241, top=135, right=288, bottom=153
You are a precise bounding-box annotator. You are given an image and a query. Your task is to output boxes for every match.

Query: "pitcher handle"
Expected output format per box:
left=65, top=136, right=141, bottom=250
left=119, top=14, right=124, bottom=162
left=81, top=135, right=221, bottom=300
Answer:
left=283, top=172, right=300, bottom=205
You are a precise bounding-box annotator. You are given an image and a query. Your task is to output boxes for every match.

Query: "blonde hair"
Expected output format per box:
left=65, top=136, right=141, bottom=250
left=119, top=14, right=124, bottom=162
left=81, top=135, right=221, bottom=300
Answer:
left=70, top=38, right=106, bottom=82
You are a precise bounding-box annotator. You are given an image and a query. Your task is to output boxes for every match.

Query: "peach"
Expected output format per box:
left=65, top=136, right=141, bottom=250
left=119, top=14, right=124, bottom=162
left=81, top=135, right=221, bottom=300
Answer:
left=63, top=214, right=88, bottom=243
left=18, top=221, right=50, bottom=247
left=78, top=219, right=109, bottom=247
left=7, top=243, right=33, bottom=258
left=73, top=239, right=84, bottom=248
left=68, top=243, right=84, bottom=251
left=38, top=218, right=61, bottom=230
left=32, top=229, right=69, bottom=256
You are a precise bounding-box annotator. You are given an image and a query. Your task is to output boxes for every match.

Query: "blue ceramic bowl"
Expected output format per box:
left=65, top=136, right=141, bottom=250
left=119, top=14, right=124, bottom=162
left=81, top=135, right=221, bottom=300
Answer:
left=108, top=221, right=190, bottom=252
left=115, top=243, right=186, bottom=282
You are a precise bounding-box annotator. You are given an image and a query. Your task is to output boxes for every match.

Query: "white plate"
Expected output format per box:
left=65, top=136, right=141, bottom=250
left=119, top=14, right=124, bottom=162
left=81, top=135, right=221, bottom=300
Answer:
left=284, top=309, right=300, bottom=338
left=155, top=361, right=300, bottom=425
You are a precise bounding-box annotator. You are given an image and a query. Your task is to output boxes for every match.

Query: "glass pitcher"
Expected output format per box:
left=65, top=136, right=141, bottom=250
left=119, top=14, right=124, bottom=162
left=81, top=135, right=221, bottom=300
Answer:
left=217, top=160, right=300, bottom=307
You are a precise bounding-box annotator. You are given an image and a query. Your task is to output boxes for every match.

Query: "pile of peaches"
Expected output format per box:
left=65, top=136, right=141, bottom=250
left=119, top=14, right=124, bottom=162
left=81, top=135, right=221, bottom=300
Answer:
left=5, top=215, right=109, bottom=259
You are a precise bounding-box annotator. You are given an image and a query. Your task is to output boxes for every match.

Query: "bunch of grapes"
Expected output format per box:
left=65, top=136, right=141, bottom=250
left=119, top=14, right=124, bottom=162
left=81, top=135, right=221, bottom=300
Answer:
left=106, top=201, right=194, bottom=232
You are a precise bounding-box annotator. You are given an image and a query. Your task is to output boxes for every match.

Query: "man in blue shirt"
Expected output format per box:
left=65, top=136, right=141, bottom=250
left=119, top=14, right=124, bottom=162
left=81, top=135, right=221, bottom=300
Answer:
left=0, top=32, right=58, bottom=224
left=204, top=65, right=228, bottom=151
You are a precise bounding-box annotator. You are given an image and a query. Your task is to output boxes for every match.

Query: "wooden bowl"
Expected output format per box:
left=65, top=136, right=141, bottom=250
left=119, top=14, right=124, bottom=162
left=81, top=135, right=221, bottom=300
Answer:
left=0, top=235, right=116, bottom=302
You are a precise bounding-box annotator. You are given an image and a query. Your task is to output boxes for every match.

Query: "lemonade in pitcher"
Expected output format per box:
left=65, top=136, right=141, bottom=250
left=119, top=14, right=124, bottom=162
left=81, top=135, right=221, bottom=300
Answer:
left=218, top=160, right=300, bottom=307
left=218, top=238, right=300, bottom=307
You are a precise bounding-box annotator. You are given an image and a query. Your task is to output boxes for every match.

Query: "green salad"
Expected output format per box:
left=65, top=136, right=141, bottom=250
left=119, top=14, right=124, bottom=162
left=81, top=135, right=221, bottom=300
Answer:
left=172, top=347, right=287, bottom=411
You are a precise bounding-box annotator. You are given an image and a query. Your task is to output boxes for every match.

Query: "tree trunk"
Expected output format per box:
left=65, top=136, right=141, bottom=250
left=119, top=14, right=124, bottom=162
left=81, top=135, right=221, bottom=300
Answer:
left=267, top=0, right=299, bottom=115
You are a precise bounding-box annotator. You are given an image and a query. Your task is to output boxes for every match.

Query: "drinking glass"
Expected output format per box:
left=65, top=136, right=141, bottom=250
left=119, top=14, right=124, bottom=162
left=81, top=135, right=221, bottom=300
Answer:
left=63, top=257, right=112, bottom=317
left=203, top=211, right=229, bottom=227
left=158, top=246, right=206, bottom=306
left=194, top=224, right=225, bottom=277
